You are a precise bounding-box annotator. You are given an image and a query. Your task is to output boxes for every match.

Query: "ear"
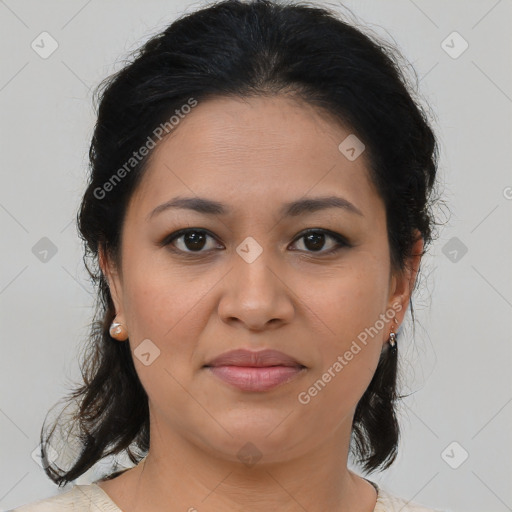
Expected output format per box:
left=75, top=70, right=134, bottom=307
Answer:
left=386, top=230, right=424, bottom=331
left=98, top=244, right=125, bottom=323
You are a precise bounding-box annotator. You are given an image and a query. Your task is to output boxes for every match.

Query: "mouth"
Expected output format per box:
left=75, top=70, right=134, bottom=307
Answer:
left=203, top=348, right=307, bottom=392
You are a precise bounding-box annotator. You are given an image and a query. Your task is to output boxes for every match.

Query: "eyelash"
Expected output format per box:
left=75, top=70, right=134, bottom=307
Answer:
left=160, top=228, right=350, bottom=257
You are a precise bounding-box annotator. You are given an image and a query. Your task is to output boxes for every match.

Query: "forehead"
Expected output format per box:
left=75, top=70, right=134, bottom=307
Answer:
left=128, top=95, right=383, bottom=221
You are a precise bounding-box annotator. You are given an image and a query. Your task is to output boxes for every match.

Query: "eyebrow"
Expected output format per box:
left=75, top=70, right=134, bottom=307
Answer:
left=148, top=195, right=364, bottom=220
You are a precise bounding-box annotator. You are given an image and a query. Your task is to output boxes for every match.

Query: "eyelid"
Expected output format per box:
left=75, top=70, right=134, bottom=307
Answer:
left=289, top=228, right=350, bottom=254
left=291, top=228, right=350, bottom=246
left=159, top=228, right=222, bottom=249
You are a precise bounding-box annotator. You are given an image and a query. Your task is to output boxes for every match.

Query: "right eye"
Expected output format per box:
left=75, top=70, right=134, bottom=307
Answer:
left=161, top=228, right=224, bottom=254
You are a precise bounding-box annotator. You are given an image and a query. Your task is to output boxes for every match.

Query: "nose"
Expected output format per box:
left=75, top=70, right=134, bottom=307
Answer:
left=217, top=248, right=295, bottom=331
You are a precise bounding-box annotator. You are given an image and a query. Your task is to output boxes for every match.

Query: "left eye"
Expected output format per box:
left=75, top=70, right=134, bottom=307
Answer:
left=162, top=228, right=348, bottom=255
left=289, top=229, right=348, bottom=254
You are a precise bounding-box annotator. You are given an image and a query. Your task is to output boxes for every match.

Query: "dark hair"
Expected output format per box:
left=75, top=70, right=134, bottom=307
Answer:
left=41, top=0, right=441, bottom=485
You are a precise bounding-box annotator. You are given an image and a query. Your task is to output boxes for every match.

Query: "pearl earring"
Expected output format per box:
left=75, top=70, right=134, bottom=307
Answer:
left=109, top=320, right=128, bottom=341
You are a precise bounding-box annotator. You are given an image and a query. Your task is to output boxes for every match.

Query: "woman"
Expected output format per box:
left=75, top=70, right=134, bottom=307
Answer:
left=13, top=0, right=444, bottom=510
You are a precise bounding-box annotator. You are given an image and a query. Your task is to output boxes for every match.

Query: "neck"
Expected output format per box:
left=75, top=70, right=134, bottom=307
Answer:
left=101, top=413, right=377, bottom=512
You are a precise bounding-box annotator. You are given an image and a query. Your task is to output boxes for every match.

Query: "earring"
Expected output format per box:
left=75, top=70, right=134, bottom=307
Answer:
left=109, top=320, right=128, bottom=341
left=388, top=318, right=398, bottom=355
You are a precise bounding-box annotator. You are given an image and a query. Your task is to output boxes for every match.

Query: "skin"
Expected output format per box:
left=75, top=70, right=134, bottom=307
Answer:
left=98, top=94, right=423, bottom=512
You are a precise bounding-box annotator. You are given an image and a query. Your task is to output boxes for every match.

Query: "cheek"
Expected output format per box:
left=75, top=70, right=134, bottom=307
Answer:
left=293, top=284, right=387, bottom=432
left=300, top=262, right=390, bottom=346
left=124, top=274, right=195, bottom=339
left=119, top=266, right=208, bottom=418
left=296, top=257, right=389, bottom=398
left=121, top=258, right=220, bottom=372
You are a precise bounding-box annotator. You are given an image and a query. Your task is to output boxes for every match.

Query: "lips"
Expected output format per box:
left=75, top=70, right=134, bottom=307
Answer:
left=203, top=349, right=307, bottom=392
left=204, top=349, right=305, bottom=369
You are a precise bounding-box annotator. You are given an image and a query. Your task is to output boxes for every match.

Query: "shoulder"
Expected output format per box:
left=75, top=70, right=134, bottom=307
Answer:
left=10, top=483, right=121, bottom=512
left=375, top=486, right=445, bottom=512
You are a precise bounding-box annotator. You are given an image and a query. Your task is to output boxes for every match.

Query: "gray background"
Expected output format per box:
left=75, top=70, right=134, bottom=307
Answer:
left=1, top=1, right=511, bottom=511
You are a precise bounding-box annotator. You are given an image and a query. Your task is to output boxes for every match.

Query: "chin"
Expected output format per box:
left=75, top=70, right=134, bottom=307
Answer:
left=201, top=412, right=304, bottom=461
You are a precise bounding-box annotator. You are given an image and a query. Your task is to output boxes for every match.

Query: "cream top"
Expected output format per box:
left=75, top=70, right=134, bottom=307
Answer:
left=12, top=479, right=444, bottom=511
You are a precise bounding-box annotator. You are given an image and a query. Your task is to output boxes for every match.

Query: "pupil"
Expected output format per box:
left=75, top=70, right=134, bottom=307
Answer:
left=185, top=231, right=206, bottom=251
left=304, top=232, right=324, bottom=251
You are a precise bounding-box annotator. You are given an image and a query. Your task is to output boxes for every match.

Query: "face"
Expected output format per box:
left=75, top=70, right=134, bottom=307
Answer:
left=102, top=95, right=422, bottom=465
